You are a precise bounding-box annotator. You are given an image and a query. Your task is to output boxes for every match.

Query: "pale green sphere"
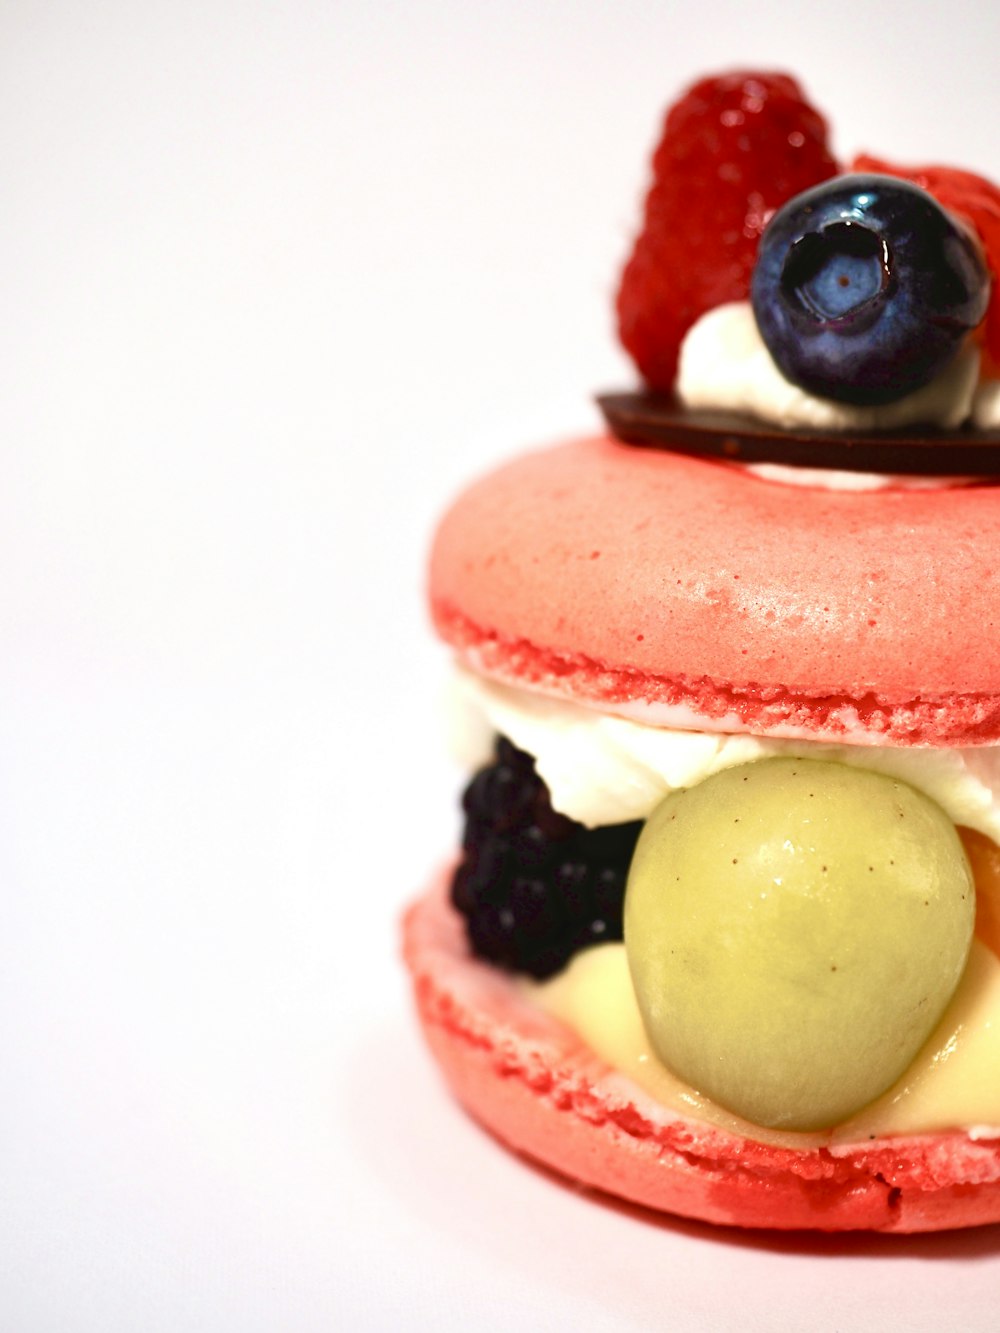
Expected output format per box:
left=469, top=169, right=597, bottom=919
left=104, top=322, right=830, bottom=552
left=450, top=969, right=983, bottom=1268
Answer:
left=624, top=758, right=975, bottom=1131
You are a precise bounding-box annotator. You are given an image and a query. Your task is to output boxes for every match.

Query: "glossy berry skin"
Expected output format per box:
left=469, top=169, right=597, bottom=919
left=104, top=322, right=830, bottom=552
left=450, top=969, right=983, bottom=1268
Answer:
left=751, top=173, right=991, bottom=405
left=616, top=71, right=838, bottom=393
left=451, top=737, right=642, bottom=979
left=853, top=154, right=1000, bottom=376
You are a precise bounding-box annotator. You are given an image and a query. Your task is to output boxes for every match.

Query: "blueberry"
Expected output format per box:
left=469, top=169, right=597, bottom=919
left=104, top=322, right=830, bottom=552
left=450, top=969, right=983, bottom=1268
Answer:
left=751, top=174, right=990, bottom=405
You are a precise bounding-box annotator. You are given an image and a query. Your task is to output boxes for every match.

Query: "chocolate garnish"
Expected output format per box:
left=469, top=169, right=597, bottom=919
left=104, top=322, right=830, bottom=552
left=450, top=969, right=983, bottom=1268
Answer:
left=597, top=392, right=1000, bottom=476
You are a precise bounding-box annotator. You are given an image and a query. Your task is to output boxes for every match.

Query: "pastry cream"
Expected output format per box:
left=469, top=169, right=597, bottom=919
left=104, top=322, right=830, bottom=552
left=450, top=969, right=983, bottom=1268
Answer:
left=523, top=936, right=1000, bottom=1148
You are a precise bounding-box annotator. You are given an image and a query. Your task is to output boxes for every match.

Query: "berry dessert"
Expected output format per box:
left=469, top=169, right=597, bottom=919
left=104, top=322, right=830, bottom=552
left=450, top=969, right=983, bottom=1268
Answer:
left=403, top=71, right=1000, bottom=1232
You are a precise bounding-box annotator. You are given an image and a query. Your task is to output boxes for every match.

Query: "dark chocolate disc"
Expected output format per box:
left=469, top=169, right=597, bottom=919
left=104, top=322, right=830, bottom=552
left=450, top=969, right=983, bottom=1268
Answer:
left=597, top=392, right=1000, bottom=476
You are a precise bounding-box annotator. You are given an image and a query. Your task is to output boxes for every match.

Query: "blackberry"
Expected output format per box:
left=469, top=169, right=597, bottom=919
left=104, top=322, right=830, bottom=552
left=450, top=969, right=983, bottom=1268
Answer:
left=451, top=737, right=643, bottom=979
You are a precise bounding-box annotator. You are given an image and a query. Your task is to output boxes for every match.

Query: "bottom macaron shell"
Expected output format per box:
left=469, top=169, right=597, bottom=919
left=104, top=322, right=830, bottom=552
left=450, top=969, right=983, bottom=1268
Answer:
left=402, top=871, right=1000, bottom=1233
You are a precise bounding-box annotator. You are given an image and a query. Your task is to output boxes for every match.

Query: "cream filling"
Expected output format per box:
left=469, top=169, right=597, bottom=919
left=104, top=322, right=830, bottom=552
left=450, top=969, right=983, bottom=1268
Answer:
left=449, top=668, right=1000, bottom=843
left=676, top=300, right=1000, bottom=434
left=451, top=666, right=1000, bottom=1143
left=523, top=938, right=1000, bottom=1146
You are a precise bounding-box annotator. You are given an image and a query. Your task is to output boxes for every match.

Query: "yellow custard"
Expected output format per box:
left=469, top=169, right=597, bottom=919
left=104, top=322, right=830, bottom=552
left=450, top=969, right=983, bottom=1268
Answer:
left=523, top=938, right=1000, bottom=1148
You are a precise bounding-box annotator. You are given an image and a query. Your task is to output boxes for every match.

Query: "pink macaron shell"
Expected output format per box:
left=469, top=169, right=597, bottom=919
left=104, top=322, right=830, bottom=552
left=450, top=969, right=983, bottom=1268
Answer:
left=428, top=437, right=1000, bottom=744
left=402, top=871, right=1000, bottom=1232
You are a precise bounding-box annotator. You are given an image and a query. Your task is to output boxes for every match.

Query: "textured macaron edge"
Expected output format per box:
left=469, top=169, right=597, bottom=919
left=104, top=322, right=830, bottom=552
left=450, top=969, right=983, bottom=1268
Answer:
left=432, top=603, right=1000, bottom=746
left=402, top=870, right=1000, bottom=1233
left=428, top=437, right=1000, bottom=746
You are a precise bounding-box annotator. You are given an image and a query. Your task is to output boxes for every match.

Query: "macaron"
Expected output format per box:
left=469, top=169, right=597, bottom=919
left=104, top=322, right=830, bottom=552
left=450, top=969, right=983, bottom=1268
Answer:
left=405, top=68, right=1000, bottom=1233
left=429, top=435, right=1000, bottom=747
left=404, top=436, right=1000, bottom=1233
left=402, top=870, right=1000, bottom=1232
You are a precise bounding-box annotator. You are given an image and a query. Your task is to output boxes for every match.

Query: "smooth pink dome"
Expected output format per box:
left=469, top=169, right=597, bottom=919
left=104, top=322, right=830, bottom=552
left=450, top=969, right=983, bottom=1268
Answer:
left=429, top=436, right=1000, bottom=744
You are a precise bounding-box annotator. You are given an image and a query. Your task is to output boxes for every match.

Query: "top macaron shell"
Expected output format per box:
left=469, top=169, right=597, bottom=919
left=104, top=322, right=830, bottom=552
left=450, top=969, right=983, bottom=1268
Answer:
left=429, top=436, right=1000, bottom=745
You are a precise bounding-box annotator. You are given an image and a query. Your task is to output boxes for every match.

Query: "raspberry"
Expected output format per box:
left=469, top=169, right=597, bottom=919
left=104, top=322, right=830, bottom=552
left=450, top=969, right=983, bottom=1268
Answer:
left=452, top=738, right=642, bottom=979
left=852, top=154, right=1000, bottom=376
left=617, top=71, right=838, bottom=393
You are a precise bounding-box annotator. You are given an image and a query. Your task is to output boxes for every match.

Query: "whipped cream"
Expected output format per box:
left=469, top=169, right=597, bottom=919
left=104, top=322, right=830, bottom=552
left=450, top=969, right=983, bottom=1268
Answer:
left=677, top=301, right=1000, bottom=433
left=740, top=462, right=980, bottom=491
left=449, top=667, right=1000, bottom=842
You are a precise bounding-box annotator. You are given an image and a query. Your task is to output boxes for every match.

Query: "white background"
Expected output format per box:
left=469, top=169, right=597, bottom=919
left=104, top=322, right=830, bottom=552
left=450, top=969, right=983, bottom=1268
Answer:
left=3, top=2, right=1000, bottom=1329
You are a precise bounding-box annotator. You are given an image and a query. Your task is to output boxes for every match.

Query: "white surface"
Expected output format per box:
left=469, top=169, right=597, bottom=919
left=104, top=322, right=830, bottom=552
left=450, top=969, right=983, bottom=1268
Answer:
left=3, top=3, right=1000, bottom=1329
